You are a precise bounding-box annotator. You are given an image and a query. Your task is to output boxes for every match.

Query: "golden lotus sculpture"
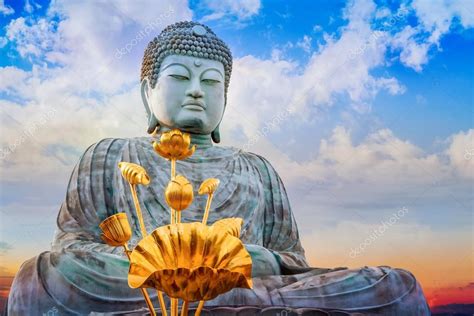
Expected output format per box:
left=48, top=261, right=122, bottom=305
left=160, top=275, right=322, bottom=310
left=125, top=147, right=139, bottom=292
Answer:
left=99, top=213, right=132, bottom=247
left=128, top=220, right=252, bottom=301
left=99, top=129, right=252, bottom=316
left=165, top=175, right=194, bottom=212
left=152, top=129, right=196, bottom=161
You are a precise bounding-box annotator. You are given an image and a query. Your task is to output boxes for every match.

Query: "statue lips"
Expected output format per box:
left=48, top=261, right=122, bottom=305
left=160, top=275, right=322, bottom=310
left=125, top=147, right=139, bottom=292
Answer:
left=182, top=100, right=206, bottom=111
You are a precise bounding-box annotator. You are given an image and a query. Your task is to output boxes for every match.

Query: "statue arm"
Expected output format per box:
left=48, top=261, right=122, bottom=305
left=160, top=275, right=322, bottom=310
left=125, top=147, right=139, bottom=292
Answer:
left=252, top=154, right=310, bottom=274
left=51, top=138, right=129, bottom=255
left=245, top=244, right=281, bottom=276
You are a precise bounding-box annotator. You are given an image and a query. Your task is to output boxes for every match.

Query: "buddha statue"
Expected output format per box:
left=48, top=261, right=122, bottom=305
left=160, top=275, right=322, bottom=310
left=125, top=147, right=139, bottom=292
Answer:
left=7, top=21, right=430, bottom=315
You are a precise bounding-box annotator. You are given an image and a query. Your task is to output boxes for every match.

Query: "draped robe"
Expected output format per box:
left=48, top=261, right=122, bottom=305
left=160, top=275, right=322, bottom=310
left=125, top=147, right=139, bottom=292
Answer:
left=7, top=137, right=430, bottom=315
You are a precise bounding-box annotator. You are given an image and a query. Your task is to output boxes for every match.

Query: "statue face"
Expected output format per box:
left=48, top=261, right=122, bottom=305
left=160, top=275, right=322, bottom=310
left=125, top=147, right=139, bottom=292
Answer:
left=145, top=54, right=225, bottom=134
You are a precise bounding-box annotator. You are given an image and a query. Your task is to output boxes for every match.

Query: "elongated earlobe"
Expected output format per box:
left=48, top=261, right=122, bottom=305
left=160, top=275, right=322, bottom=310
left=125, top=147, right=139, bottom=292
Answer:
left=211, top=125, right=221, bottom=143
left=141, top=78, right=161, bottom=134
left=147, top=114, right=160, bottom=134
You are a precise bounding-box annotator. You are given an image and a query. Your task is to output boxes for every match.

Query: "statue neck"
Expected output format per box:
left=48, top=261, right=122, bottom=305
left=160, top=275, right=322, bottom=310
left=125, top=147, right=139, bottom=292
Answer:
left=153, top=128, right=213, bottom=149
left=189, top=133, right=213, bottom=149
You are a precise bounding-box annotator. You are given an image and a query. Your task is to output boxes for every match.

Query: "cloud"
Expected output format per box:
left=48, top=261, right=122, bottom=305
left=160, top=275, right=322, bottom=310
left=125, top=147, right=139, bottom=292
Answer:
left=446, top=129, right=474, bottom=178
left=0, top=0, right=14, bottom=15
left=296, top=35, right=312, bottom=53
left=5, top=17, right=60, bottom=60
left=312, top=24, right=323, bottom=32
left=199, top=0, right=261, bottom=24
left=389, top=0, right=474, bottom=71
left=0, top=0, right=193, bottom=184
left=248, top=125, right=472, bottom=190
left=0, top=66, right=29, bottom=93
left=4, top=0, right=192, bottom=95
left=223, top=0, right=406, bottom=138
left=23, top=0, right=41, bottom=14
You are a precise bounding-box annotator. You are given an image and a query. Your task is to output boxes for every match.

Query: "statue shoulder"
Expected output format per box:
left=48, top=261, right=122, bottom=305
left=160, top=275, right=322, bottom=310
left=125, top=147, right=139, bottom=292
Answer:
left=77, top=136, right=149, bottom=166
left=236, top=149, right=281, bottom=177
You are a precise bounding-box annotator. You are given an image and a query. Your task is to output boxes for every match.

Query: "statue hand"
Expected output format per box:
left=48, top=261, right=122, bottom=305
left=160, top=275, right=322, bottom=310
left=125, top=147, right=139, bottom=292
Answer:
left=245, top=244, right=281, bottom=277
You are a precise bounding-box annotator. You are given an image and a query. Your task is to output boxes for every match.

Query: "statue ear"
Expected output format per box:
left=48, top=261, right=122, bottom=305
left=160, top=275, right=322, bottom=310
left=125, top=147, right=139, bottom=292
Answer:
left=211, top=124, right=221, bottom=143
left=141, top=78, right=160, bottom=134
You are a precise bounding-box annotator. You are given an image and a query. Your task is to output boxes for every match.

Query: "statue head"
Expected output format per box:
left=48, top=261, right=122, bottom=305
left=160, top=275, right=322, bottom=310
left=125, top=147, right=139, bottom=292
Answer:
left=141, top=21, right=233, bottom=143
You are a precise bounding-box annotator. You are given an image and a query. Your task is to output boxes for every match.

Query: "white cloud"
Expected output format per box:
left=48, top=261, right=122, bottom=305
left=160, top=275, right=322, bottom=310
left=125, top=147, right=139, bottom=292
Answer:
left=5, top=17, right=61, bottom=59
left=0, top=0, right=14, bottom=15
left=23, top=0, right=41, bottom=14
left=223, top=0, right=406, bottom=139
left=4, top=1, right=192, bottom=95
left=312, top=24, right=323, bottom=32
left=0, top=0, right=193, bottom=183
left=200, top=0, right=261, bottom=23
left=446, top=129, right=474, bottom=178
left=389, top=0, right=474, bottom=71
left=231, top=125, right=472, bottom=229
left=390, top=26, right=430, bottom=72
left=0, top=66, right=29, bottom=93
left=413, top=0, right=474, bottom=43
left=296, top=35, right=312, bottom=53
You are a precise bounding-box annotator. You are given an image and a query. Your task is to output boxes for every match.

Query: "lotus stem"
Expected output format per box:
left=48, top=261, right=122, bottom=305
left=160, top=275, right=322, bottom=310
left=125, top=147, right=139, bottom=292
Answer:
left=125, top=188, right=167, bottom=316
left=123, top=244, right=157, bottom=316
left=171, top=159, right=176, bottom=224
left=130, top=184, right=147, bottom=237
left=201, top=193, right=214, bottom=225
left=156, top=290, right=167, bottom=316
left=171, top=159, right=176, bottom=178
left=171, top=208, right=176, bottom=225
left=195, top=301, right=205, bottom=316
left=140, top=289, right=156, bottom=316
left=180, top=301, right=188, bottom=316
left=171, top=298, right=178, bottom=316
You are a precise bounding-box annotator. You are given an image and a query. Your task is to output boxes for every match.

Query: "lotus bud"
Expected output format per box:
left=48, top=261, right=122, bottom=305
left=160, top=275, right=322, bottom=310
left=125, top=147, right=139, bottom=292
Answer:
left=118, top=162, right=150, bottom=185
left=165, top=175, right=194, bottom=212
left=198, top=178, right=220, bottom=195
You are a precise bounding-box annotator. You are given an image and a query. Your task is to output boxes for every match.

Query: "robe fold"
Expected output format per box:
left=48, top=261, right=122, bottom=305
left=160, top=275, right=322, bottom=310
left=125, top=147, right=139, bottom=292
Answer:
left=7, top=137, right=430, bottom=315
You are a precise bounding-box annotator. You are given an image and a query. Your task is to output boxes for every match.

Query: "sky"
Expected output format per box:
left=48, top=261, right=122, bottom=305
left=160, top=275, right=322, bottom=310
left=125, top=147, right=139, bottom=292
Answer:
left=0, top=0, right=473, bottom=309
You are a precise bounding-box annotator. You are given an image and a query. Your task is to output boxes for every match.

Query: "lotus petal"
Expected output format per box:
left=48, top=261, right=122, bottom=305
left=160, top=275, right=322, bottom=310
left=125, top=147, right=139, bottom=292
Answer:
left=211, top=218, right=243, bottom=238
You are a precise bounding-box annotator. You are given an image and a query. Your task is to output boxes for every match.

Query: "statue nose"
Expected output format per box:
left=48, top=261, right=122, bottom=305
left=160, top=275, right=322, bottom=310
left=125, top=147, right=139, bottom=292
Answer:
left=186, top=79, right=205, bottom=98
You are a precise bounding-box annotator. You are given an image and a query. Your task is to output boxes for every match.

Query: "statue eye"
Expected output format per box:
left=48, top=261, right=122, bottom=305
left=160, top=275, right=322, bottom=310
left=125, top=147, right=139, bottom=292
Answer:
left=169, top=74, right=189, bottom=81
left=201, top=78, right=221, bottom=84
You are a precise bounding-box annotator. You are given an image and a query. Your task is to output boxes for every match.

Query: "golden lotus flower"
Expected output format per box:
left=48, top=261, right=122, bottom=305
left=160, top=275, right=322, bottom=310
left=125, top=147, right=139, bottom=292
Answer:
left=198, top=178, right=220, bottom=195
left=128, top=221, right=252, bottom=302
left=118, top=162, right=150, bottom=185
left=211, top=218, right=243, bottom=238
left=99, top=213, right=132, bottom=246
left=153, top=129, right=196, bottom=161
left=165, top=175, right=194, bottom=212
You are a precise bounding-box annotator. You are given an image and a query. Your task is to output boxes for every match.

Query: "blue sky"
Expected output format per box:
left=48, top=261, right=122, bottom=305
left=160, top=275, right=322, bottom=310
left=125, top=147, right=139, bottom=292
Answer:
left=0, top=0, right=473, bottom=302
